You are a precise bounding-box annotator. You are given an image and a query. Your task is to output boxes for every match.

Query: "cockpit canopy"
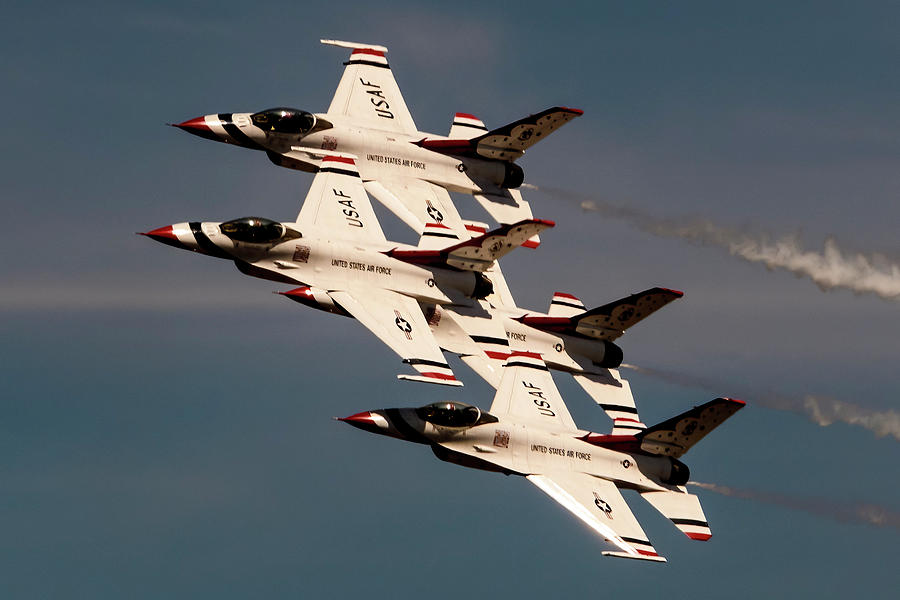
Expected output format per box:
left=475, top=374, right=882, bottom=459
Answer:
left=250, top=107, right=316, bottom=135
left=219, top=217, right=289, bottom=244
left=415, top=401, right=495, bottom=428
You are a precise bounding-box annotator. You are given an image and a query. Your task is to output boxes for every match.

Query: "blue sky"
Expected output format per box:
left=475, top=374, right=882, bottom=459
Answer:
left=2, top=1, right=899, bottom=597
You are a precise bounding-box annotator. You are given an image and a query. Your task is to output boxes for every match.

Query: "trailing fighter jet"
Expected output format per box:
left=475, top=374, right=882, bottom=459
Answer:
left=340, top=352, right=745, bottom=562
left=172, top=39, right=582, bottom=245
left=430, top=271, right=683, bottom=433
left=141, top=154, right=551, bottom=386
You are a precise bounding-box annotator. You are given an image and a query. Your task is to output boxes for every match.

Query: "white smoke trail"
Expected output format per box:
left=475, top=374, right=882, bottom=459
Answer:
left=578, top=199, right=900, bottom=301
left=620, top=363, right=900, bottom=441
left=689, top=481, right=900, bottom=532
left=528, top=183, right=900, bottom=301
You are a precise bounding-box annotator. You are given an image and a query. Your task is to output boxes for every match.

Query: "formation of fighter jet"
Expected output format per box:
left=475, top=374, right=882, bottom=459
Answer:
left=340, top=352, right=745, bottom=562
left=172, top=39, right=583, bottom=246
left=145, top=38, right=744, bottom=561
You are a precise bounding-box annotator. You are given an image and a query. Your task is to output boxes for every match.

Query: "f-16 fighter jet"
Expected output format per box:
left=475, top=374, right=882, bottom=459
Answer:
left=340, top=352, right=745, bottom=562
left=172, top=39, right=582, bottom=245
left=426, top=267, right=684, bottom=433
left=141, top=154, right=552, bottom=386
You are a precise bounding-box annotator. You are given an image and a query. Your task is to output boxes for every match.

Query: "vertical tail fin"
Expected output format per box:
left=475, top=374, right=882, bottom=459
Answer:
left=448, top=112, right=487, bottom=139
left=547, top=291, right=585, bottom=317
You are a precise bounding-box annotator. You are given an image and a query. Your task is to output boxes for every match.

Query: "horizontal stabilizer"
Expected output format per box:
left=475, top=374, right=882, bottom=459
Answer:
left=416, top=107, right=583, bottom=162
left=519, top=287, right=683, bottom=342
left=640, top=490, right=712, bottom=541
left=473, top=106, right=583, bottom=160
left=637, top=397, right=746, bottom=458
left=386, top=219, right=554, bottom=272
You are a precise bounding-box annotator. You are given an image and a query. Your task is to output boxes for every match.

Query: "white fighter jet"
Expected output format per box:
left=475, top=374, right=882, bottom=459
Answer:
left=340, top=352, right=745, bottom=562
left=172, top=39, right=583, bottom=245
left=141, top=154, right=551, bottom=386
left=428, top=267, right=683, bottom=433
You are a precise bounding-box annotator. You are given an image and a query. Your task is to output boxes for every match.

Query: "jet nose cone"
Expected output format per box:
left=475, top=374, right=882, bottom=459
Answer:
left=174, top=116, right=209, bottom=131
left=338, top=410, right=391, bottom=435
left=139, top=225, right=188, bottom=250
left=339, top=411, right=377, bottom=425
left=171, top=115, right=223, bottom=142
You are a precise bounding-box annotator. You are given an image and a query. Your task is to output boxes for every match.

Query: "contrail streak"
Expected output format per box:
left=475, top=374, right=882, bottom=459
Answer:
left=689, top=481, right=900, bottom=532
left=620, top=363, right=900, bottom=441
left=529, top=183, right=900, bottom=302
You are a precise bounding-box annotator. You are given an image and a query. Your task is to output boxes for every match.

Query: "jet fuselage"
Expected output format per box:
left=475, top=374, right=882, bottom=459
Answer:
left=143, top=219, right=489, bottom=306
left=341, top=404, right=686, bottom=493
left=176, top=112, right=519, bottom=195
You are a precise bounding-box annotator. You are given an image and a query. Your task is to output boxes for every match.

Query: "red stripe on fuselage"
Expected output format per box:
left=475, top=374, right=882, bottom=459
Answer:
left=322, top=155, right=355, bottom=165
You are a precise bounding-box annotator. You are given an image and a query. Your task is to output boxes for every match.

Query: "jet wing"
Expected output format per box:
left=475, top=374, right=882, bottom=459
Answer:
left=322, top=39, right=417, bottom=134
left=327, top=289, right=462, bottom=386
left=296, top=155, right=386, bottom=243
left=488, top=352, right=576, bottom=432
left=527, top=473, right=666, bottom=562
left=364, top=178, right=467, bottom=237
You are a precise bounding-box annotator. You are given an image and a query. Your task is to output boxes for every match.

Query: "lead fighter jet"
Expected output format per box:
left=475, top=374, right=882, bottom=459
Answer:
left=141, top=154, right=551, bottom=386
left=340, top=352, right=745, bottom=562
left=172, top=39, right=582, bottom=246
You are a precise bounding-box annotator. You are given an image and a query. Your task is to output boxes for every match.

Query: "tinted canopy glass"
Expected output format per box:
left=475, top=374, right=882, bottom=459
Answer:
left=219, top=217, right=285, bottom=244
left=250, top=108, right=316, bottom=135
left=416, top=401, right=483, bottom=428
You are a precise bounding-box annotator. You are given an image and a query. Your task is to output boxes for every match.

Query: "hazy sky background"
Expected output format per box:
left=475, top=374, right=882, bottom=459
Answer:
left=2, top=1, right=898, bottom=597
